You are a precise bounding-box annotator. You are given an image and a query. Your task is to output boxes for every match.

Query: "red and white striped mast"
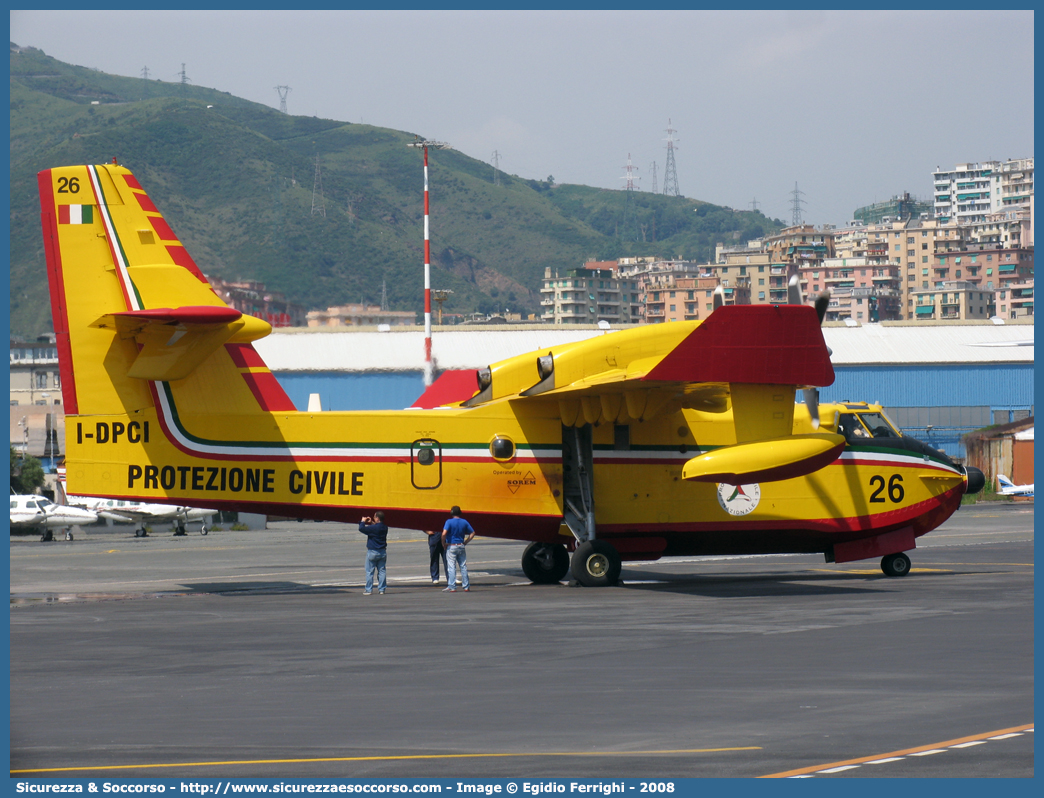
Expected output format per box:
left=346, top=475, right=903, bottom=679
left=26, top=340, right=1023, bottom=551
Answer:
left=408, top=137, right=450, bottom=386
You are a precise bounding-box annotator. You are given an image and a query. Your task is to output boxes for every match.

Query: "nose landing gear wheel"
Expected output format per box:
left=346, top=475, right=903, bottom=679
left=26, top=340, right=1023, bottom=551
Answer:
left=881, top=552, right=911, bottom=577
left=521, top=542, right=569, bottom=584
left=570, top=540, right=622, bottom=587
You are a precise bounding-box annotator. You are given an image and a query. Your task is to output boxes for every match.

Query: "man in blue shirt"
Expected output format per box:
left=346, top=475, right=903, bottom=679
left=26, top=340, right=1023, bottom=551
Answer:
left=358, top=511, right=389, bottom=595
left=440, top=505, right=476, bottom=592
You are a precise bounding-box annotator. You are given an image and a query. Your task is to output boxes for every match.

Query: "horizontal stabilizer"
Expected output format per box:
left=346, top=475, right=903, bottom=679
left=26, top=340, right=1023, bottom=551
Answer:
left=91, top=305, right=271, bottom=382
left=682, top=433, right=845, bottom=485
left=103, top=306, right=243, bottom=327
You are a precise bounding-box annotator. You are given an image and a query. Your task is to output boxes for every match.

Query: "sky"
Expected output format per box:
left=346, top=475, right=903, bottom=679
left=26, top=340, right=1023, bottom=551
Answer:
left=10, top=9, right=1035, bottom=228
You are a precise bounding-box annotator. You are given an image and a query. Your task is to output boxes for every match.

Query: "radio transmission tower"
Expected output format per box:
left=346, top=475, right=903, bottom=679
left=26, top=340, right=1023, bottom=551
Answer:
left=662, top=119, right=680, bottom=197
left=749, top=197, right=760, bottom=212
left=311, top=154, right=326, bottom=217
left=178, top=63, right=191, bottom=93
left=491, top=150, right=501, bottom=186
left=790, top=182, right=806, bottom=226
left=620, top=153, right=640, bottom=191
left=141, top=66, right=150, bottom=80
left=275, top=86, right=291, bottom=114
left=620, top=153, right=640, bottom=241
left=649, top=161, right=658, bottom=195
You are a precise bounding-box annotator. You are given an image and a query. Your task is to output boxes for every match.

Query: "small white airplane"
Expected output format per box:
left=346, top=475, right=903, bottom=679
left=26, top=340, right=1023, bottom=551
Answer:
left=57, top=472, right=217, bottom=536
left=64, top=494, right=217, bottom=537
left=996, top=475, right=1033, bottom=498
left=9, top=494, right=99, bottom=541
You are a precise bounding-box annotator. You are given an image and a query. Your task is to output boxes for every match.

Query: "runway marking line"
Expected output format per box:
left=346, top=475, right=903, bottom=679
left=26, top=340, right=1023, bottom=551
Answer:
left=760, top=723, right=1033, bottom=778
left=10, top=747, right=762, bottom=775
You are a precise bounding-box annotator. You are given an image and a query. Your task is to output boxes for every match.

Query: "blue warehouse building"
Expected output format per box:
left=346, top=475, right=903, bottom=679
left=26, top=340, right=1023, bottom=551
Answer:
left=257, top=321, right=1034, bottom=461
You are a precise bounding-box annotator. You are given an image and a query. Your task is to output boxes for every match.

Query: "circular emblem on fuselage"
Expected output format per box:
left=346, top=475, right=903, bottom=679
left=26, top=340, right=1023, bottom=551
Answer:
left=717, top=482, right=761, bottom=516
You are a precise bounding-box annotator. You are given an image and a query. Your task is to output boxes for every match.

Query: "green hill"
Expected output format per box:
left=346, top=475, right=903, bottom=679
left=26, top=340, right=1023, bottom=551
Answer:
left=9, top=42, right=783, bottom=339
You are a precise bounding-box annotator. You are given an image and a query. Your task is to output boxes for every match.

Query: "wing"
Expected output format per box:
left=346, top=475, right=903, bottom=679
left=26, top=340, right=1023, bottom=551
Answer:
left=456, top=304, right=843, bottom=484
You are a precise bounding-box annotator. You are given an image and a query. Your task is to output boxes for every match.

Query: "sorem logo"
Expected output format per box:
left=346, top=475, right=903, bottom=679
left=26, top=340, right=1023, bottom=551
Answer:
left=716, top=482, right=761, bottom=516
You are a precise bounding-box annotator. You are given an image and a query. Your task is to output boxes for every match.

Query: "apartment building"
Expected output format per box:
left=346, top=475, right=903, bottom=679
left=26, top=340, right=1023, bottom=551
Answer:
left=540, top=266, right=641, bottom=325
left=910, top=281, right=996, bottom=321
left=933, top=158, right=1034, bottom=225
left=307, top=304, right=417, bottom=328
left=645, top=276, right=725, bottom=322
left=207, top=277, right=307, bottom=328
left=621, top=260, right=704, bottom=323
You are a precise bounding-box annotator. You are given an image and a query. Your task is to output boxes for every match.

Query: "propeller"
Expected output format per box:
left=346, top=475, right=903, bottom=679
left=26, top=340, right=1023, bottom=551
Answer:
left=787, top=275, right=831, bottom=429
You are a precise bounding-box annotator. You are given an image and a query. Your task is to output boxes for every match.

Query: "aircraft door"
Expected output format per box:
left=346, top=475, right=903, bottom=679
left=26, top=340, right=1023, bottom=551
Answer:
left=411, top=438, right=443, bottom=490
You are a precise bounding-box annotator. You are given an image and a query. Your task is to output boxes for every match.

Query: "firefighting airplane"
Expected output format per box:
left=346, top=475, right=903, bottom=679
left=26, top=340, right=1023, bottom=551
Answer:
left=39, top=161, right=985, bottom=585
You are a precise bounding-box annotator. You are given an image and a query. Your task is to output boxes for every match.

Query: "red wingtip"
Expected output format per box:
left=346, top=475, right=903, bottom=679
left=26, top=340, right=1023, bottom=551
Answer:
left=644, top=304, right=834, bottom=386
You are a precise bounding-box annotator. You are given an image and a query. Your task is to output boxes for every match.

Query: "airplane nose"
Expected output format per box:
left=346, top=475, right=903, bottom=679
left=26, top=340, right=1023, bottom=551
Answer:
left=964, top=466, right=986, bottom=495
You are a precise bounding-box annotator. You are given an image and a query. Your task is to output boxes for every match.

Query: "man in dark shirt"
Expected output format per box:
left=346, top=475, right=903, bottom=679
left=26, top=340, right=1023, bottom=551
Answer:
left=425, top=529, right=448, bottom=585
left=358, top=511, right=389, bottom=595
left=440, top=505, right=476, bottom=593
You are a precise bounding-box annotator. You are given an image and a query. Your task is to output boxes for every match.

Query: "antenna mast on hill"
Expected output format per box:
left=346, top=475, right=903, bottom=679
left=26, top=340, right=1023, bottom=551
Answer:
left=178, top=63, right=191, bottom=93
left=491, top=150, right=501, bottom=186
left=407, top=138, right=451, bottom=386
left=621, top=153, right=640, bottom=241
left=275, top=86, right=291, bottom=114
left=621, top=153, right=639, bottom=191
left=790, top=182, right=806, bottom=226
left=662, top=119, right=680, bottom=197
left=750, top=197, right=760, bottom=212
left=649, top=161, right=658, bottom=195
left=311, top=154, right=326, bottom=217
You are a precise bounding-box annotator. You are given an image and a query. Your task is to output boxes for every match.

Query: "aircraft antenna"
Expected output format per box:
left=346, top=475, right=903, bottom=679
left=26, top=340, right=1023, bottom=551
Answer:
left=275, top=85, right=291, bottom=114
left=311, top=154, right=326, bottom=217
left=491, top=150, right=501, bottom=186
left=407, top=138, right=451, bottom=385
left=662, top=119, right=680, bottom=197
left=790, top=182, right=806, bottom=226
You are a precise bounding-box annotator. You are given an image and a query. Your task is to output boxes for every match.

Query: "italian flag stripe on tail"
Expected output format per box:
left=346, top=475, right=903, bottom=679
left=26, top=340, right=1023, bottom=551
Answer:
left=58, top=205, right=94, bottom=224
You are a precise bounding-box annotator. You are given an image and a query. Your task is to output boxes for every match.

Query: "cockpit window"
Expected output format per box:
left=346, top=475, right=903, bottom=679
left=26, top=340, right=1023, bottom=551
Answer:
left=36, top=498, right=52, bottom=509
left=838, top=412, right=899, bottom=442
left=838, top=413, right=871, bottom=441
left=858, top=413, right=899, bottom=438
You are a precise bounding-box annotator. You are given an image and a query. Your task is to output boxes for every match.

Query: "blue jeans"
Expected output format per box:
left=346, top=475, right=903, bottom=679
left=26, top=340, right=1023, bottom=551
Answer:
left=365, top=548, right=387, bottom=593
left=446, top=543, right=468, bottom=589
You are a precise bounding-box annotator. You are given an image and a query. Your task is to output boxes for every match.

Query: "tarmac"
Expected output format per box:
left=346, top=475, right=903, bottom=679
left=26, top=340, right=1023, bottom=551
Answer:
left=9, top=502, right=1034, bottom=778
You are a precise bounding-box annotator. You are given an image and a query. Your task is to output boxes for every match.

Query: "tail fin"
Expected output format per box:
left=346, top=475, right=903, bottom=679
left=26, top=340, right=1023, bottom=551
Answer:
left=39, top=163, right=294, bottom=415
left=997, top=475, right=1014, bottom=489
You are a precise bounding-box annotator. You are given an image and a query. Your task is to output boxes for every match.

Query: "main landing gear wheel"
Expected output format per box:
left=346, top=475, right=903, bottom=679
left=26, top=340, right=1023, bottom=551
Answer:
left=881, top=552, right=912, bottom=577
left=570, top=540, right=622, bottom=587
left=521, top=542, right=569, bottom=584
